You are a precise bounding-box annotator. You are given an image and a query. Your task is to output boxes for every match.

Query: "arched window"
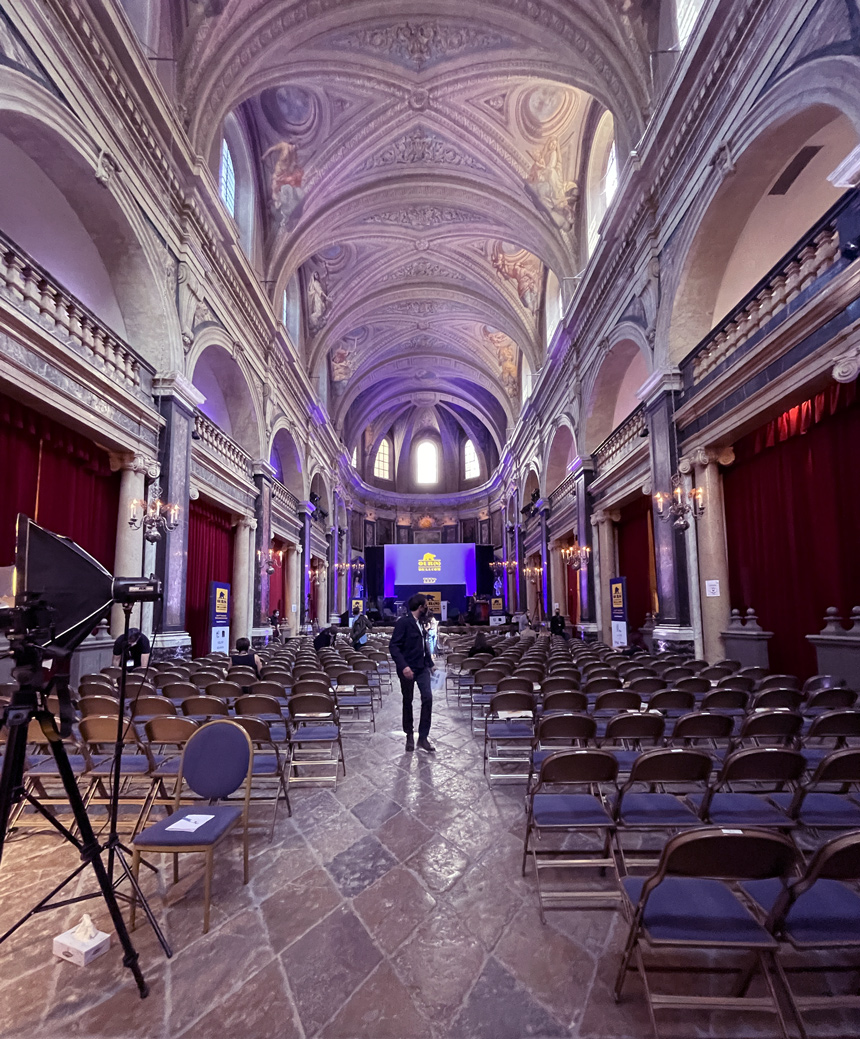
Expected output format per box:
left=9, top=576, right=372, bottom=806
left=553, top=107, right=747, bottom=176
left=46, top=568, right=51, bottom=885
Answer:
left=676, top=0, right=705, bottom=48
left=586, top=110, right=618, bottom=255
left=464, top=439, right=480, bottom=480
left=373, top=439, right=391, bottom=480
left=351, top=446, right=357, bottom=467
left=415, top=440, right=438, bottom=485
left=219, top=139, right=236, bottom=217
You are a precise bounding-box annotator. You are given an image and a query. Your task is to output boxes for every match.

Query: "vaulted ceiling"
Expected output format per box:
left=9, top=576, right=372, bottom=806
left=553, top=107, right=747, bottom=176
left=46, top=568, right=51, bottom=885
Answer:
left=179, top=0, right=655, bottom=464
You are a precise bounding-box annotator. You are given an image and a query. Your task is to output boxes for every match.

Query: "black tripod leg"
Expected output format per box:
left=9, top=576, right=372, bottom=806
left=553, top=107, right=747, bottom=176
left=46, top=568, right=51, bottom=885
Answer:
left=110, top=843, right=172, bottom=958
left=0, top=859, right=89, bottom=943
left=46, top=723, right=149, bottom=997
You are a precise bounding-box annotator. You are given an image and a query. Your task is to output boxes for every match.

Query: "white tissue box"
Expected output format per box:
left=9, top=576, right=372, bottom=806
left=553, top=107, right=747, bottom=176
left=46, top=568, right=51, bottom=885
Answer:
left=53, top=925, right=111, bottom=966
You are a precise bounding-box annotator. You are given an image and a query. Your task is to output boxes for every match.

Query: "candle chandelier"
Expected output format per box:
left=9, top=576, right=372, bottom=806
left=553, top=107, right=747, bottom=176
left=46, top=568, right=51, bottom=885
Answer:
left=523, top=564, right=543, bottom=581
left=654, top=473, right=705, bottom=530
left=128, top=483, right=180, bottom=544
left=561, top=542, right=591, bottom=570
left=259, top=547, right=283, bottom=576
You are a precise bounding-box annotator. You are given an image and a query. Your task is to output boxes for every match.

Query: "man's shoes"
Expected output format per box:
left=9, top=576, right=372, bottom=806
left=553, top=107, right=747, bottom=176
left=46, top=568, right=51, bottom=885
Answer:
left=417, top=737, right=436, bottom=754
left=405, top=734, right=415, bottom=752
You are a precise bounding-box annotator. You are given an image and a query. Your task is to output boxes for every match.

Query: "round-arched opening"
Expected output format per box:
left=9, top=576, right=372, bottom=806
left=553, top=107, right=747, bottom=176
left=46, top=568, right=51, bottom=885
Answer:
left=584, top=338, right=649, bottom=452
left=586, top=109, right=618, bottom=256
left=269, top=427, right=304, bottom=499
left=668, top=104, right=859, bottom=364
left=545, top=425, right=578, bottom=494
left=191, top=344, right=261, bottom=456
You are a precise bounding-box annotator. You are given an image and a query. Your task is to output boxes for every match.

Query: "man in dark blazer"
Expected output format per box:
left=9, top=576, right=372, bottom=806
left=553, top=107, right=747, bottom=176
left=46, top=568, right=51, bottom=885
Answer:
left=389, top=593, right=437, bottom=753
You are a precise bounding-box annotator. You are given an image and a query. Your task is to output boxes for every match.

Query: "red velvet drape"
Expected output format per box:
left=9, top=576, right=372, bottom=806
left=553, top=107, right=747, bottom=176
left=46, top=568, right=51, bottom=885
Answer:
left=0, top=392, right=119, bottom=570
left=724, top=379, right=860, bottom=678
left=186, top=499, right=235, bottom=657
left=616, top=495, right=655, bottom=632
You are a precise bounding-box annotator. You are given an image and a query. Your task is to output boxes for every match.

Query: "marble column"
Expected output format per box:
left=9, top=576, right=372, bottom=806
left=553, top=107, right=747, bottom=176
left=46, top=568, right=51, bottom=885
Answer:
left=592, top=509, right=619, bottom=643
left=515, top=523, right=527, bottom=610
left=642, top=372, right=690, bottom=628
left=573, top=458, right=596, bottom=626
left=252, top=461, right=275, bottom=628
left=110, top=453, right=155, bottom=635
left=231, top=515, right=255, bottom=646
left=549, top=539, right=566, bottom=617
left=538, top=504, right=551, bottom=618
left=298, top=505, right=312, bottom=627
left=326, top=526, right=336, bottom=621
left=692, top=447, right=735, bottom=662
left=152, top=372, right=204, bottom=637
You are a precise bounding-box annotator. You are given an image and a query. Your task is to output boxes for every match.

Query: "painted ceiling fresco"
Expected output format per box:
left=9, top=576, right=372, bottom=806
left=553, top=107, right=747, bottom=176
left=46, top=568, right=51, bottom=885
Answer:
left=184, top=1, right=654, bottom=460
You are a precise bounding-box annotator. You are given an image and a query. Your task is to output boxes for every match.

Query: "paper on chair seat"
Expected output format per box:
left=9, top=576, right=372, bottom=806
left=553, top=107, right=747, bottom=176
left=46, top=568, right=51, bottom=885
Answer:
left=166, top=814, right=214, bottom=832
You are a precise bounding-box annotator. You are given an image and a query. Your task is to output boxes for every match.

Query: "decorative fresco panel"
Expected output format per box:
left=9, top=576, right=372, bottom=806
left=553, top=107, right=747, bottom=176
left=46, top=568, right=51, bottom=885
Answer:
left=377, top=517, right=395, bottom=545
left=479, top=518, right=491, bottom=545
left=350, top=510, right=363, bottom=550
left=462, top=517, right=477, bottom=544
left=364, top=519, right=375, bottom=547
left=442, top=524, right=459, bottom=543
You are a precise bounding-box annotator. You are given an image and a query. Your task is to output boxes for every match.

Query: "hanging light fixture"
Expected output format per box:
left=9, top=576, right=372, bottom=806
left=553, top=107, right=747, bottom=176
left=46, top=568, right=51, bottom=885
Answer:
left=561, top=542, right=591, bottom=570
left=128, top=483, right=180, bottom=544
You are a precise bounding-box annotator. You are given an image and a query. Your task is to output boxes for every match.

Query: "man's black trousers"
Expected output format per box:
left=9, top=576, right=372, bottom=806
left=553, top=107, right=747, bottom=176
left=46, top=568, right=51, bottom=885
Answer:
left=399, top=667, right=432, bottom=739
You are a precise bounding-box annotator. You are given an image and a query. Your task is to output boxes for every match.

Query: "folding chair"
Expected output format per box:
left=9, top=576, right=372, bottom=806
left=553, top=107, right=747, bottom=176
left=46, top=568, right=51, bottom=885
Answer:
left=600, top=711, right=664, bottom=773
left=287, top=692, right=345, bottom=788
left=483, top=692, right=535, bottom=783
left=527, top=713, right=597, bottom=790
left=470, top=667, right=506, bottom=734
left=541, top=690, right=587, bottom=715
left=688, top=746, right=806, bottom=828
left=730, top=708, right=804, bottom=752
left=615, top=828, right=799, bottom=1039
left=768, top=748, right=860, bottom=831
left=522, top=749, right=620, bottom=921
left=180, top=695, right=230, bottom=723
left=804, top=688, right=857, bottom=714
left=612, top=747, right=713, bottom=873
left=800, top=708, right=860, bottom=770
left=742, top=829, right=860, bottom=1032
left=78, top=715, right=158, bottom=837
left=667, top=710, right=734, bottom=754
left=332, top=670, right=375, bottom=733
left=131, top=720, right=254, bottom=933
left=232, top=715, right=291, bottom=839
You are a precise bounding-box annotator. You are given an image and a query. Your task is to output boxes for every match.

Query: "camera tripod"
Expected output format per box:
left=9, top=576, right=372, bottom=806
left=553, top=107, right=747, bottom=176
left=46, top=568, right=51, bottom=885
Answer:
left=0, top=610, right=172, bottom=998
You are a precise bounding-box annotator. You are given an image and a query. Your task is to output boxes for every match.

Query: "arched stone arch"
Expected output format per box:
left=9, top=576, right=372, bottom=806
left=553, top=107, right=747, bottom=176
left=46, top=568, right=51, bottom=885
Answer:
left=0, top=69, right=181, bottom=370
left=309, top=469, right=331, bottom=515
left=543, top=418, right=578, bottom=494
left=582, top=329, right=650, bottom=452
left=268, top=423, right=306, bottom=500
left=659, top=55, right=860, bottom=367
left=522, top=466, right=541, bottom=510
left=188, top=338, right=265, bottom=458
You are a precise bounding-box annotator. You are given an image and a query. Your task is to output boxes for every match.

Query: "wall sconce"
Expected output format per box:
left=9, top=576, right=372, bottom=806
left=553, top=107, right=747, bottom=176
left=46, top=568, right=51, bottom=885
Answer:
left=128, top=484, right=180, bottom=544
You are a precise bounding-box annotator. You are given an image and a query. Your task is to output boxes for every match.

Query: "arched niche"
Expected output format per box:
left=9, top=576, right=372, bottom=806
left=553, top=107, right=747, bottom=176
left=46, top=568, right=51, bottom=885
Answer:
left=0, top=93, right=178, bottom=368
left=269, top=426, right=304, bottom=499
left=545, top=423, right=578, bottom=494
left=583, top=337, right=649, bottom=452
left=190, top=344, right=262, bottom=457
left=667, top=103, right=858, bottom=364
left=309, top=471, right=330, bottom=516
left=523, top=468, right=541, bottom=507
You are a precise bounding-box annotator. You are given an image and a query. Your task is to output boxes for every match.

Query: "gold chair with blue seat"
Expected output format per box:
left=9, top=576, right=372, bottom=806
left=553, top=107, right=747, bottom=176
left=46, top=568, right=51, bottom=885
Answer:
left=130, top=719, right=254, bottom=934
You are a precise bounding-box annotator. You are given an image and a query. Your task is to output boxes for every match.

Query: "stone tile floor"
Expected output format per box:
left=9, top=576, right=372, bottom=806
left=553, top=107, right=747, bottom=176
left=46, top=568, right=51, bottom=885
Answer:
left=0, top=668, right=857, bottom=1038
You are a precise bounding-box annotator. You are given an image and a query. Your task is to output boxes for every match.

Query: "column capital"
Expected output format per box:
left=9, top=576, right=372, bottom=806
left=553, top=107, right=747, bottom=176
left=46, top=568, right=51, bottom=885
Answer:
left=688, top=446, right=735, bottom=469
left=152, top=371, right=206, bottom=411
left=591, top=509, right=620, bottom=526
left=112, top=451, right=160, bottom=478
left=636, top=367, right=682, bottom=407
left=235, top=514, right=256, bottom=531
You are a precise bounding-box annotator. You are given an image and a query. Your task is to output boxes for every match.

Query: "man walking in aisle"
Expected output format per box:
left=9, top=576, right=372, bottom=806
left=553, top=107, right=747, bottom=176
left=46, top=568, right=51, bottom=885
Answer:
left=389, top=593, right=437, bottom=753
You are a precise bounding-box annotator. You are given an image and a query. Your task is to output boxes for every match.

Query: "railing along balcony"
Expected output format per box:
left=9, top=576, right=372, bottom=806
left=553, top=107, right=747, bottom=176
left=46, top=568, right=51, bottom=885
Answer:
left=548, top=470, right=576, bottom=508
left=0, top=229, right=153, bottom=398
left=683, top=188, right=858, bottom=392
left=593, top=403, right=646, bottom=478
left=272, top=478, right=300, bottom=514
left=193, top=412, right=254, bottom=480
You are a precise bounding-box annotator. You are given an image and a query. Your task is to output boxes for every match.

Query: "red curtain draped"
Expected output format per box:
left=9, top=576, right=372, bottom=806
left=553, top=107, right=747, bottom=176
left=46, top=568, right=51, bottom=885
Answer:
left=0, top=392, right=119, bottom=570
left=186, top=498, right=235, bottom=657
left=616, top=495, right=655, bottom=633
left=724, top=379, right=860, bottom=678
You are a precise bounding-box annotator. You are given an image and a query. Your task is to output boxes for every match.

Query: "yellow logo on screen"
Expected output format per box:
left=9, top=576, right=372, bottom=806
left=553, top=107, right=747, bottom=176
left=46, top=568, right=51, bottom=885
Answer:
left=417, top=552, right=441, bottom=572
left=611, top=582, right=624, bottom=609
left=215, top=587, right=229, bottom=614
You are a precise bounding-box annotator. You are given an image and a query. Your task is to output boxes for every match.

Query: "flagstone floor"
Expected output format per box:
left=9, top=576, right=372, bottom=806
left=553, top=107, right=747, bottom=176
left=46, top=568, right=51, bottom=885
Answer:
left=0, top=666, right=856, bottom=1038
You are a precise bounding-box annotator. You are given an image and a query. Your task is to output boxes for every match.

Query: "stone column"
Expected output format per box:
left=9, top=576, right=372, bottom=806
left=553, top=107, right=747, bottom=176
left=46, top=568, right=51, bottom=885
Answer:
left=252, top=461, right=275, bottom=629
left=298, top=504, right=312, bottom=627
left=692, top=447, right=735, bottom=662
left=549, top=539, right=567, bottom=617
left=515, top=523, right=527, bottom=610
left=111, top=453, right=156, bottom=635
left=641, top=370, right=690, bottom=628
left=573, top=457, right=596, bottom=627
left=231, top=515, right=254, bottom=646
left=152, top=372, right=204, bottom=638
left=327, top=526, right=336, bottom=622
left=538, top=503, right=551, bottom=619
left=591, top=509, right=618, bottom=644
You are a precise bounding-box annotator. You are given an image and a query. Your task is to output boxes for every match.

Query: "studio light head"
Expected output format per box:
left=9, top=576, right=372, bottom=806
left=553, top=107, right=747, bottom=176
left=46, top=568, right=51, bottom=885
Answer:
left=3, top=514, right=162, bottom=657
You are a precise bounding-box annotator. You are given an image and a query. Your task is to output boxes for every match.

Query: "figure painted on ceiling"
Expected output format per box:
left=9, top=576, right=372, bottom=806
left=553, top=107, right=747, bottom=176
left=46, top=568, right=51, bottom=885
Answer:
left=490, top=242, right=540, bottom=313
left=262, top=140, right=305, bottom=229
left=307, top=271, right=331, bottom=331
left=526, top=136, right=579, bottom=232
left=481, top=325, right=519, bottom=398
left=330, top=341, right=356, bottom=393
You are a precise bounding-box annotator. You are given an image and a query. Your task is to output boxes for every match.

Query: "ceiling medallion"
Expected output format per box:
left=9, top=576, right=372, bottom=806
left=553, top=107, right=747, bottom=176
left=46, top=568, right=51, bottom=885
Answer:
left=408, top=88, right=430, bottom=111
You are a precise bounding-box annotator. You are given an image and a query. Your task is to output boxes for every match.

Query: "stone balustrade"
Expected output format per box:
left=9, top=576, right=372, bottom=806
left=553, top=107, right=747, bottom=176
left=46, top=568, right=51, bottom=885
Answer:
left=593, top=404, right=646, bottom=477
left=193, top=412, right=254, bottom=479
left=0, top=230, right=152, bottom=397
left=690, top=225, right=840, bottom=385
left=548, top=470, right=576, bottom=507
left=272, top=478, right=300, bottom=514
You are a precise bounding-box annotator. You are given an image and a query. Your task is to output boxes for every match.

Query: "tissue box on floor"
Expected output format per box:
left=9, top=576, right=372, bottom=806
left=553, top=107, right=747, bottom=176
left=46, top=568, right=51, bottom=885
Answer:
left=53, top=925, right=111, bottom=966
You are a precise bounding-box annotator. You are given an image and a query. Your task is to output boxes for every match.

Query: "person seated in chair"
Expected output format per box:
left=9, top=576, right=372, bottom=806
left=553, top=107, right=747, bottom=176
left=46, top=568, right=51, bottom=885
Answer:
left=230, top=637, right=262, bottom=678
left=467, top=630, right=496, bottom=658
left=549, top=608, right=569, bottom=640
